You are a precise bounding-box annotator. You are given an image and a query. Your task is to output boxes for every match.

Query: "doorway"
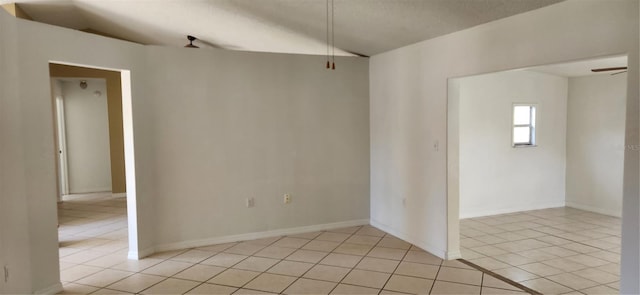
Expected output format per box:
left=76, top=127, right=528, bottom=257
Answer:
left=447, top=56, right=627, bottom=294
left=49, top=63, right=140, bottom=286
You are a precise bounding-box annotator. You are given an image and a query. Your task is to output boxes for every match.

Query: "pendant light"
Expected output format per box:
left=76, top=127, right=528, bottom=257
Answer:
left=325, top=0, right=335, bottom=70
left=331, top=0, right=335, bottom=70
left=326, top=0, right=330, bottom=69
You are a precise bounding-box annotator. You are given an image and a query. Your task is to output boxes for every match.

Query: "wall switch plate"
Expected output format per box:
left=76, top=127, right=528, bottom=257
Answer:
left=284, top=194, right=291, bottom=204
left=246, top=197, right=255, bottom=208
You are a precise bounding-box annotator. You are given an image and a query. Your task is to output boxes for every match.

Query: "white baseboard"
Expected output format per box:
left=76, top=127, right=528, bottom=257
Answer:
left=460, top=201, right=565, bottom=219
left=370, top=219, right=449, bottom=259
left=68, top=188, right=112, bottom=194
left=35, top=282, right=63, bottom=295
left=112, top=192, right=127, bottom=198
left=128, top=246, right=155, bottom=260
left=566, top=202, right=621, bottom=217
left=152, top=219, right=370, bottom=254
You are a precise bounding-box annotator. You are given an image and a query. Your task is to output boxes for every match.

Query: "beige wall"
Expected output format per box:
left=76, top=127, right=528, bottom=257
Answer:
left=145, top=47, right=370, bottom=249
left=50, top=64, right=126, bottom=194
left=1, top=6, right=368, bottom=293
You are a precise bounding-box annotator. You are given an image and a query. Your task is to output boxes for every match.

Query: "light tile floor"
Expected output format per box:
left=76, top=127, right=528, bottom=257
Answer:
left=57, top=193, right=530, bottom=295
left=461, top=207, right=621, bottom=295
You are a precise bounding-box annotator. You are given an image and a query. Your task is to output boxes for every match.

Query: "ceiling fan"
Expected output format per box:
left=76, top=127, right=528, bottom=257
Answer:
left=591, top=66, right=627, bottom=75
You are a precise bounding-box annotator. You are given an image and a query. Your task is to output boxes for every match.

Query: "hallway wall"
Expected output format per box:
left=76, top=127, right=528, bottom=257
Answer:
left=61, top=79, right=112, bottom=194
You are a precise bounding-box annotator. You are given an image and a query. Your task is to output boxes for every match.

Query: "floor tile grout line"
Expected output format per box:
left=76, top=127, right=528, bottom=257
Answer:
left=377, top=241, right=412, bottom=294
left=128, top=231, right=341, bottom=294
left=267, top=231, right=344, bottom=290
left=326, top=229, right=395, bottom=294
left=66, top=223, right=454, bottom=294
left=540, top=272, right=605, bottom=294
left=426, top=260, right=442, bottom=294
left=458, top=259, right=541, bottom=295
left=283, top=226, right=376, bottom=293
left=102, top=224, right=223, bottom=294
left=236, top=230, right=340, bottom=294
left=260, top=226, right=380, bottom=294
left=460, top=208, right=618, bottom=290
left=225, top=227, right=374, bottom=294
left=65, top=195, right=618, bottom=295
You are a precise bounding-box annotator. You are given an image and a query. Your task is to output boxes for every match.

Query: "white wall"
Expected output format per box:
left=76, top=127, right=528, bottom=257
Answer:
left=0, top=8, right=34, bottom=294
left=1, top=10, right=147, bottom=293
left=0, top=8, right=369, bottom=294
left=145, top=47, right=370, bottom=249
left=369, top=1, right=638, bottom=293
left=2, top=1, right=639, bottom=293
left=61, top=79, right=112, bottom=194
left=458, top=70, right=568, bottom=218
left=566, top=74, right=627, bottom=217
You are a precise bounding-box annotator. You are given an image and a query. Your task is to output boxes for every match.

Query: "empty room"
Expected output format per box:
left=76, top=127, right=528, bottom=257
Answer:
left=450, top=56, right=628, bottom=293
left=0, top=1, right=638, bottom=295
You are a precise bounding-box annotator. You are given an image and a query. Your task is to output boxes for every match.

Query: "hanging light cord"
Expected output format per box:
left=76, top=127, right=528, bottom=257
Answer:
left=331, top=0, right=335, bottom=70
left=326, top=0, right=330, bottom=69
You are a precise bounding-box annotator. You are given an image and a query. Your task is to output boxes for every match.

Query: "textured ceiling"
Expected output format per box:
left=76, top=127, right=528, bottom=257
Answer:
left=6, top=0, right=564, bottom=56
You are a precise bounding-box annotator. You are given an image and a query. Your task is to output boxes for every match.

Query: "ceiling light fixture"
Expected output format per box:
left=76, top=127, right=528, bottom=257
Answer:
left=326, top=0, right=335, bottom=70
left=185, top=35, right=199, bottom=48
left=591, top=66, right=627, bottom=75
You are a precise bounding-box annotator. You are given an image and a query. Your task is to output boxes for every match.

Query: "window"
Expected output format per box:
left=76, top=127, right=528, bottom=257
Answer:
left=512, top=104, right=536, bottom=147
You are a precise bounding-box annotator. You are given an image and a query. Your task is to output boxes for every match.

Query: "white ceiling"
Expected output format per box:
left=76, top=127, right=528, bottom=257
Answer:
left=526, top=56, right=628, bottom=77
left=5, top=0, right=564, bottom=56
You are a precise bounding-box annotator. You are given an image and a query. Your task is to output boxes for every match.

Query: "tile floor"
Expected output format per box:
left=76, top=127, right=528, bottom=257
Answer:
left=57, top=193, right=531, bottom=295
left=461, top=207, right=621, bottom=295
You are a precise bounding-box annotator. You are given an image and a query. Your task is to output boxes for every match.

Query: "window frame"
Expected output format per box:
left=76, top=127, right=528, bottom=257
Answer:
left=512, top=103, right=537, bottom=148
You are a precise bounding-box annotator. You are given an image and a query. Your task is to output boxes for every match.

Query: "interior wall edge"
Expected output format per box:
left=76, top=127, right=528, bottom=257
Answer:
left=370, top=219, right=448, bottom=259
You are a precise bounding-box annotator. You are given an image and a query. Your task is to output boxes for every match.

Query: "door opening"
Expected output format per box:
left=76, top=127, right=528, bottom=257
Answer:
left=447, top=55, right=627, bottom=293
left=49, top=62, right=140, bottom=267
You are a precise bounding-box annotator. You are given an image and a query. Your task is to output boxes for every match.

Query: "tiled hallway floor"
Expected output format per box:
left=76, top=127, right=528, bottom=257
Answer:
left=460, top=207, right=621, bottom=294
left=58, top=193, right=531, bottom=294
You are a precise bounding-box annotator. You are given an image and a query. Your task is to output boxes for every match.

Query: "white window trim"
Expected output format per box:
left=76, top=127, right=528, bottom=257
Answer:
left=512, top=103, right=537, bottom=148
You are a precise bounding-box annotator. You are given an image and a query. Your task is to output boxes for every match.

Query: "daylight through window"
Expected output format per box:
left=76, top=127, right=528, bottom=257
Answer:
left=513, top=104, right=536, bottom=147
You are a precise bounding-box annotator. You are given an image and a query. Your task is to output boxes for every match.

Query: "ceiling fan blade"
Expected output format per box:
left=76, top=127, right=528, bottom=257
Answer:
left=591, top=67, right=627, bottom=72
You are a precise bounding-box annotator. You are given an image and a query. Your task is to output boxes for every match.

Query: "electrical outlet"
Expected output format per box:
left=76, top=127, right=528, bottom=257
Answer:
left=246, top=198, right=255, bottom=208
left=284, top=194, right=291, bottom=204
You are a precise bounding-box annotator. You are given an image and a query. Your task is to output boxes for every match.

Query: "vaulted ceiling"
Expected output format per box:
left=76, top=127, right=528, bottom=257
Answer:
left=6, top=0, right=564, bottom=56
